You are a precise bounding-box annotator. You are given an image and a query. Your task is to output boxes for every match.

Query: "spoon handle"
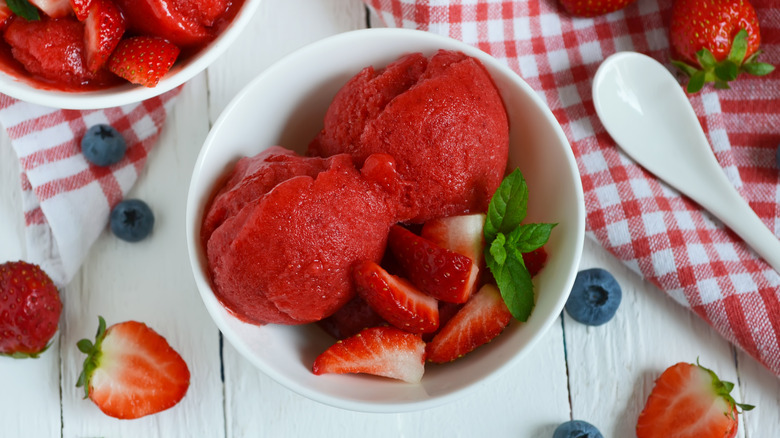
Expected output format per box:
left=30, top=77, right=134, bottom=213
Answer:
left=682, top=149, right=780, bottom=274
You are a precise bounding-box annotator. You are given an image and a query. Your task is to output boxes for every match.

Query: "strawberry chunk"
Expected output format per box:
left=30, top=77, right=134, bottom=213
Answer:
left=84, top=0, right=125, bottom=72
left=421, top=213, right=486, bottom=264
left=114, top=0, right=229, bottom=47
left=29, top=0, right=71, bottom=18
left=426, top=284, right=512, bottom=363
left=70, top=0, right=93, bottom=20
left=636, top=362, right=754, bottom=438
left=387, top=224, right=477, bottom=303
left=522, top=246, right=548, bottom=277
left=0, top=1, right=13, bottom=30
left=77, top=316, right=190, bottom=419
left=107, top=36, right=180, bottom=87
left=317, top=295, right=386, bottom=340
left=353, top=260, right=439, bottom=334
left=3, top=16, right=115, bottom=87
left=312, top=326, right=425, bottom=383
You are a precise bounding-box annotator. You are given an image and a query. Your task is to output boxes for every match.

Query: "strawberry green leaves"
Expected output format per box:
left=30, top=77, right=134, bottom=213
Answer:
left=7, top=0, right=40, bottom=21
left=484, top=169, right=556, bottom=321
left=672, top=29, right=775, bottom=93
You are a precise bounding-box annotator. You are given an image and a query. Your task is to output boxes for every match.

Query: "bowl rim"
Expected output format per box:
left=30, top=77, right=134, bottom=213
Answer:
left=0, top=0, right=262, bottom=110
left=186, top=27, right=586, bottom=413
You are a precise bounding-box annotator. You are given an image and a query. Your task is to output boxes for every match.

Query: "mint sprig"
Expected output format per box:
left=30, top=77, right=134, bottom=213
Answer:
left=484, top=169, right=556, bottom=321
left=7, top=0, right=40, bottom=20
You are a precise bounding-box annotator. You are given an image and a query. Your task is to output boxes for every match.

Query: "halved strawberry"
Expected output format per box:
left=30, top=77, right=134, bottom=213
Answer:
left=426, top=284, right=512, bottom=363
left=421, top=213, right=486, bottom=264
left=636, top=361, right=754, bottom=438
left=107, top=36, right=180, bottom=87
left=76, top=316, right=190, bottom=419
left=84, top=0, right=125, bottom=72
left=317, top=295, right=386, bottom=340
left=312, top=326, right=425, bottom=383
left=29, top=0, right=72, bottom=17
left=70, top=0, right=93, bottom=20
left=353, top=260, right=439, bottom=334
left=387, top=224, right=477, bottom=304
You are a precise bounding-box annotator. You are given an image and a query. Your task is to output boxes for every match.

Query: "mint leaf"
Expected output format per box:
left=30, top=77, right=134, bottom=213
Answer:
left=483, top=169, right=555, bottom=321
left=506, top=222, right=557, bottom=253
left=484, top=168, right=528, bottom=242
left=7, top=0, right=40, bottom=21
left=489, top=232, right=507, bottom=265
left=486, top=246, right=534, bottom=321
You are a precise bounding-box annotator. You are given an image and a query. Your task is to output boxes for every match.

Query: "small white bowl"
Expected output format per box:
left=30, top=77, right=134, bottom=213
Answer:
left=186, top=28, right=585, bottom=413
left=0, top=0, right=261, bottom=110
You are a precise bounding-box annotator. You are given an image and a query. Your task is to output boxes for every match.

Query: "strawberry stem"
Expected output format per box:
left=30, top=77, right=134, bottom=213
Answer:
left=76, top=316, right=108, bottom=399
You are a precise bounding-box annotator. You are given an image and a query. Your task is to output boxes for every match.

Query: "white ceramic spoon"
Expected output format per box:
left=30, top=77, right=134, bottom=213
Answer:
left=592, top=51, right=780, bottom=273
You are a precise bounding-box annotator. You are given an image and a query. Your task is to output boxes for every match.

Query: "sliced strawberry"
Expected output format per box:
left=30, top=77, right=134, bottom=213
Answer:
left=426, top=284, right=512, bottom=363
left=76, top=316, right=190, bottom=419
left=84, top=0, right=125, bottom=72
left=113, top=0, right=229, bottom=47
left=636, top=361, right=754, bottom=438
left=29, top=0, right=72, bottom=17
left=0, top=1, right=12, bottom=30
left=522, top=246, right=548, bottom=277
left=312, top=326, right=425, bottom=383
left=317, top=295, right=386, bottom=340
left=353, top=260, right=439, bottom=334
left=421, top=213, right=486, bottom=264
left=107, top=36, right=180, bottom=87
left=388, top=224, right=477, bottom=303
left=69, top=0, right=92, bottom=20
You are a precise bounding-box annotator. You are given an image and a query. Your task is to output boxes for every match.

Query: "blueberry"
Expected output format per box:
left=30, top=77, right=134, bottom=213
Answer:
left=553, top=420, right=604, bottom=438
left=110, top=199, right=154, bottom=242
left=565, top=268, right=621, bottom=326
left=81, top=124, right=126, bottom=166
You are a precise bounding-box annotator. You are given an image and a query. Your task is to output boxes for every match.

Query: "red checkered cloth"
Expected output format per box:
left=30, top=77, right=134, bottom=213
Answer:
left=0, top=87, right=181, bottom=287
left=365, top=0, right=780, bottom=377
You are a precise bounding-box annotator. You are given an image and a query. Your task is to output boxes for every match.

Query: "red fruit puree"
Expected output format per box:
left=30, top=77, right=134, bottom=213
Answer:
left=0, top=0, right=245, bottom=91
left=202, top=50, right=509, bottom=325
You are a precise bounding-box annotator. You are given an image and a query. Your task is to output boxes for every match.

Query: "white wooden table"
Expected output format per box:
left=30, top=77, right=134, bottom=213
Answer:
left=1, top=1, right=778, bottom=437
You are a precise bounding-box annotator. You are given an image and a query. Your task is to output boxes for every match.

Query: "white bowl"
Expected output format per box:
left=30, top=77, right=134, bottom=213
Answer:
left=186, top=28, right=585, bottom=413
left=0, top=0, right=262, bottom=110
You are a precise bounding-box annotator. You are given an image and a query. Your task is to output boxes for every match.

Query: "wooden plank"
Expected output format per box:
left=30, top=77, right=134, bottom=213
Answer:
left=566, top=239, right=749, bottom=437
left=0, top=131, right=63, bottom=437
left=59, top=75, right=225, bottom=437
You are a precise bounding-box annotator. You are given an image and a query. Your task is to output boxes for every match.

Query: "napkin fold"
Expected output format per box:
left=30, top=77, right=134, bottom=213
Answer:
left=364, top=0, right=780, bottom=377
left=0, top=87, right=181, bottom=287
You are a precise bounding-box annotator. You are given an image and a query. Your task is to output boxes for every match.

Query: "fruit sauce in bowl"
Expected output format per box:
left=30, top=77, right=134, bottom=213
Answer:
left=0, top=0, right=259, bottom=109
left=186, top=28, right=586, bottom=413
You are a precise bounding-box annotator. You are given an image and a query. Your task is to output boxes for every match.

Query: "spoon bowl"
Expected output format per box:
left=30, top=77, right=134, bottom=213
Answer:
left=592, top=51, right=780, bottom=273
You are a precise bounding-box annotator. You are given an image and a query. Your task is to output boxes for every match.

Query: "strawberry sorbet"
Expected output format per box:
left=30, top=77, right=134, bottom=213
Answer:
left=203, top=148, right=400, bottom=324
left=309, top=49, right=509, bottom=223
left=202, top=50, right=510, bottom=326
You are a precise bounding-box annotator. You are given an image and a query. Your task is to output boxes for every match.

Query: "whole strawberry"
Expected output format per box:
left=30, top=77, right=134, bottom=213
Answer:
left=559, top=0, right=637, bottom=17
left=636, top=361, right=754, bottom=438
left=0, top=261, right=62, bottom=358
left=670, top=0, right=774, bottom=93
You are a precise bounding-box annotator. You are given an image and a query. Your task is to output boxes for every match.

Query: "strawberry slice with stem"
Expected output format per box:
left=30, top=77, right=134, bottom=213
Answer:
left=388, top=224, right=477, bottom=304
left=353, top=260, right=439, bottom=334
left=636, top=360, right=754, bottom=438
left=76, top=316, right=191, bottom=419
left=426, top=284, right=512, bottom=363
left=312, top=326, right=425, bottom=383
